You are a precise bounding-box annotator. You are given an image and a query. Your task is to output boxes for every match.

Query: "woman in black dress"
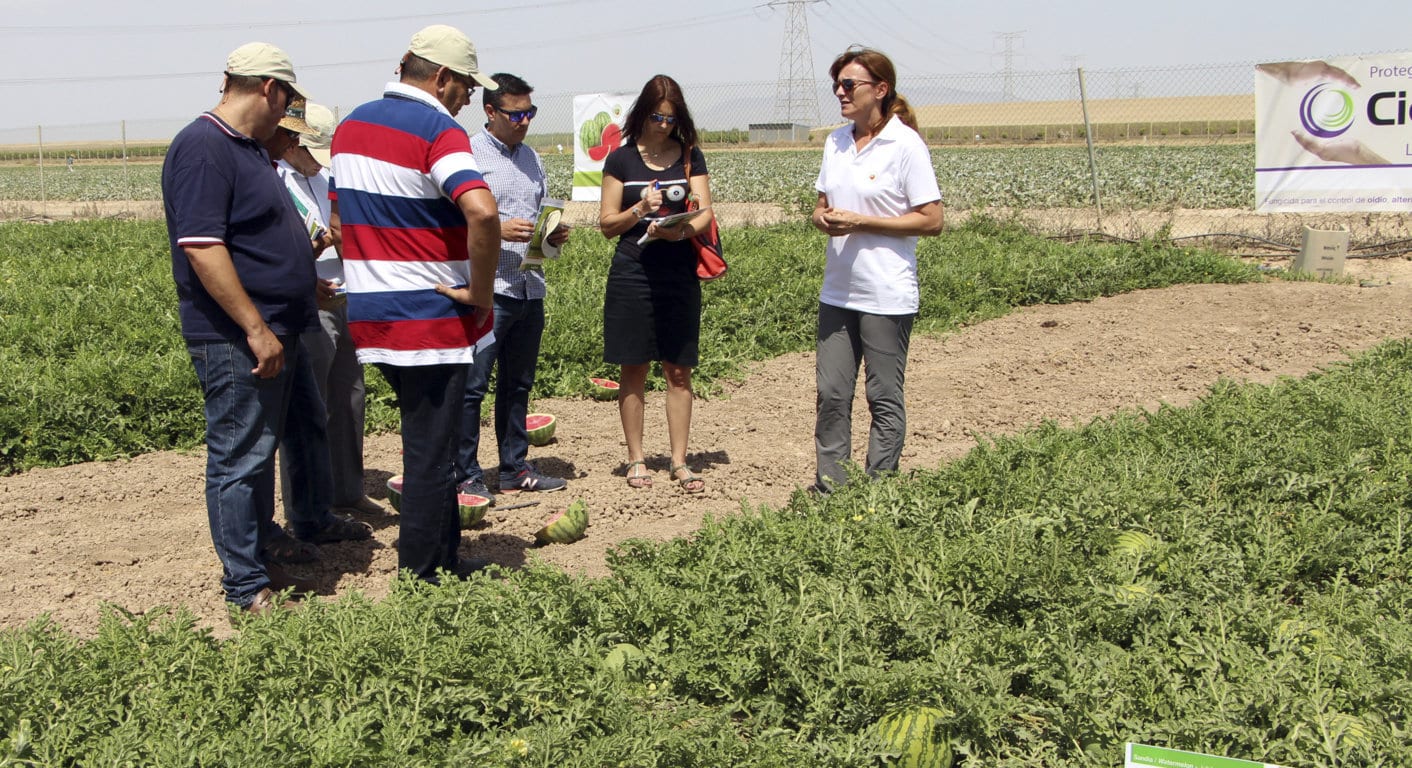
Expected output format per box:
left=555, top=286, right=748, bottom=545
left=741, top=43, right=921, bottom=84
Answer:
left=598, top=75, right=715, bottom=493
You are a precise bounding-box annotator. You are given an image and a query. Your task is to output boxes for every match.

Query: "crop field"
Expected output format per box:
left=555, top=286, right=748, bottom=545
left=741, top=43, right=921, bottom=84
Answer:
left=0, top=144, right=1254, bottom=211
left=3, top=161, right=1410, bottom=764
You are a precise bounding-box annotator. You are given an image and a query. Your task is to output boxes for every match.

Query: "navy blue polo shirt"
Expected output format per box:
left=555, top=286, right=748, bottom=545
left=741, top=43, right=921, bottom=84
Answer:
left=162, top=112, right=317, bottom=342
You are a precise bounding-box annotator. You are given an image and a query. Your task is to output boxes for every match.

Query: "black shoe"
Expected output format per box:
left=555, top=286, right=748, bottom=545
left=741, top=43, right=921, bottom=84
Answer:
left=499, top=468, right=566, bottom=494
left=457, top=478, right=496, bottom=505
left=299, top=514, right=373, bottom=544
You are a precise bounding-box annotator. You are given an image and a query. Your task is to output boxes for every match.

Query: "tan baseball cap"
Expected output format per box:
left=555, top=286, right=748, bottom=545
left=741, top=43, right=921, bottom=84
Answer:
left=408, top=25, right=498, bottom=90
left=226, top=42, right=311, bottom=99
left=299, top=103, right=336, bottom=167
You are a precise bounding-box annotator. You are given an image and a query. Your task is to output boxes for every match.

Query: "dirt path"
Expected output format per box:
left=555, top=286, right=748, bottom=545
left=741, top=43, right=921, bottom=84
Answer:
left=4, top=254, right=1412, bottom=638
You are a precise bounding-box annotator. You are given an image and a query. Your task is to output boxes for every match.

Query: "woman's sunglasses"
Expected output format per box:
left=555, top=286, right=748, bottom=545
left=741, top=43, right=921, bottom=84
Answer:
left=834, top=78, right=877, bottom=93
left=649, top=112, right=678, bottom=125
left=493, top=105, right=538, bottom=123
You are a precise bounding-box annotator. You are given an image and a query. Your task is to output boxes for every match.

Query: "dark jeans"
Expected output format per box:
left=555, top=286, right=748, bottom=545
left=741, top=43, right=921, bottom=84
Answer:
left=188, top=335, right=330, bottom=607
left=280, top=303, right=366, bottom=508
left=815, top=303, right=914, bottom=489
left=455, top=295, right=545, bottom=485
left=377, top=363, right=468, bottom=582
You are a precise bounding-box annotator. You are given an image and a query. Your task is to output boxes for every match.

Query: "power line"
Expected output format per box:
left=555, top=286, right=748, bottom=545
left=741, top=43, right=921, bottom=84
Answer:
left=0, top=2, right=599, bottom=33
left=0, top=8, right=759, bottom=87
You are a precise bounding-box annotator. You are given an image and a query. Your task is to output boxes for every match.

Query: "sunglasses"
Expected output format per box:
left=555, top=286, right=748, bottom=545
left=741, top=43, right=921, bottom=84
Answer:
left=649, top=112, right=677, bottom=125
left=493, top=105, right=538, bottom=123
left=834, top=78, right=878, bottom=93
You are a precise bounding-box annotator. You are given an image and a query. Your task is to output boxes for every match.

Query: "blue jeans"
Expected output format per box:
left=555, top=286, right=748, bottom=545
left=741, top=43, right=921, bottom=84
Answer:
left=455, top=295, right=545, bottom=486
left=377, top=363, right=468, bottom=582
left=188, top=335, right=331, bottom=607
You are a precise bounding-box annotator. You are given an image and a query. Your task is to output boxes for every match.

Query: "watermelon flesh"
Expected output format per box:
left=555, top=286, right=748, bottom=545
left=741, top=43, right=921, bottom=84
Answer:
left=526, top=413, right=556, bottom=447
left=588, top=376, right=619, bottom=401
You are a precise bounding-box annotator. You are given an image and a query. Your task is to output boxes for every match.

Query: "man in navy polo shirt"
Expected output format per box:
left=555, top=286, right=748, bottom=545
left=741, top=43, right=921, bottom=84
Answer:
left=163, top=43, right=369, bottom=616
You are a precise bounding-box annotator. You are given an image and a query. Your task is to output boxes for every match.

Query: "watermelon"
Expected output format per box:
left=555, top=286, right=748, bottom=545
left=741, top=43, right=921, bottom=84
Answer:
left=386, top=475, right=403, bottom=512
left=389, top=475, right=489, bottom=528
left=534, top=498, right=589, bottom=545
left=588, top=376, right=619, bottom=401
left=526, top=413, right=557, bottom=447
left=458, top=492, right=491, bottom=528
left=602, top=642, right=647, bottom=680
left=873, top=707, right=952, bottom=768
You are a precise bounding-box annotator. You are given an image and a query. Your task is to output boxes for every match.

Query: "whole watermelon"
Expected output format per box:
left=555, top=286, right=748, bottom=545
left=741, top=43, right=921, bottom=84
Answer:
left=874, top=706, right=952, bottom=768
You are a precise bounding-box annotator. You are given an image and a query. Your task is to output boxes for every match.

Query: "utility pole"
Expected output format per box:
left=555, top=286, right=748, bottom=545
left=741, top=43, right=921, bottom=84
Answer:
left=994, top=30, right=1025, bottom=100
left=770, top=0, right=822, bottom=126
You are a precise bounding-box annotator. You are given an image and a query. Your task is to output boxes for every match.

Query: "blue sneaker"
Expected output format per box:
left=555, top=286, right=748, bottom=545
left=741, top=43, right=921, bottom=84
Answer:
left=500, top=468, right=567, bottom=494
left=457, top=477, right=495, bottom=505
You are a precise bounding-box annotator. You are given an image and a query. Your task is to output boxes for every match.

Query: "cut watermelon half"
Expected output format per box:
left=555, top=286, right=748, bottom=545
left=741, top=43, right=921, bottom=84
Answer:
left=588, top=376, right=619, bottom=401
left=458, top=493, right=491, bottom=529
left=386, top=475, right=403, bottom=513
left=526, top=413, right=556, bottom=447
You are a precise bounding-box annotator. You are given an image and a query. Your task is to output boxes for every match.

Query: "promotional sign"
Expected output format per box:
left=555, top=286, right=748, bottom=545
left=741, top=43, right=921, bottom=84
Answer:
left=1255, top=53, right=1412, bottom=212
left=571, top=92, right=632, bottom=202
left=1125, top=743, right=1289, bottom=768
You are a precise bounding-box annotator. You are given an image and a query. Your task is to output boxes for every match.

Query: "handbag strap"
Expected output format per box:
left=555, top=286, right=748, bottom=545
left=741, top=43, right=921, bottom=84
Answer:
left=681, top=142, right=700, bottom=213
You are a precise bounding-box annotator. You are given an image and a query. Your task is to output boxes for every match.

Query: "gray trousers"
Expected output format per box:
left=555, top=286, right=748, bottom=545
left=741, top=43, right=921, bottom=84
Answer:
left=815, top=302, right=914, bottom=489
left=281, top=302, right=367, bottom=509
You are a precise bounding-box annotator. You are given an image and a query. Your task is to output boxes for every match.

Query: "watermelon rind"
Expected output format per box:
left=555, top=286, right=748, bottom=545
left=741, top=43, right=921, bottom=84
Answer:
left=534, top=499, right=589, bottom=545
left=602, top=642, right=647, bottom=680
left=526, top=413, right=557, bottom=447
left=588, top=376, right=619, bottom=401
left=874, top=706, right=952, bottom=768
left=458, top=493, right=491, bottom=529
left=386, top=475, right=404, bottom=513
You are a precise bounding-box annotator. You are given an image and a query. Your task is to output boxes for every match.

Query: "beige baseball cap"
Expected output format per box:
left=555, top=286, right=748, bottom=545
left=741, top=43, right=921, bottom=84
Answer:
left=299, top=103, right=336, bottom=167
left=408, top=25, right=498, bottom=90
left=226, top=42, right=311, bottom=99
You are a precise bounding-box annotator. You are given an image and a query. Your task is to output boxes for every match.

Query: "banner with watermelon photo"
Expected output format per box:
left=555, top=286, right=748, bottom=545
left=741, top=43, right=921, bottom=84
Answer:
left=571, top=92, right=633, bottom=202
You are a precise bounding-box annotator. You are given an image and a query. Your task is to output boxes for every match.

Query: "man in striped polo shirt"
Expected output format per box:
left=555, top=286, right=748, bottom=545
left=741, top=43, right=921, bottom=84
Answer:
left=330, top=25, right=501, bottom=582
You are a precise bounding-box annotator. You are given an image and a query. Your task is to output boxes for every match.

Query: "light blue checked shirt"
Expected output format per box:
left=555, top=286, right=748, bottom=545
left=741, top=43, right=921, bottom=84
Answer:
left=470, top=129, right=549, bottom=300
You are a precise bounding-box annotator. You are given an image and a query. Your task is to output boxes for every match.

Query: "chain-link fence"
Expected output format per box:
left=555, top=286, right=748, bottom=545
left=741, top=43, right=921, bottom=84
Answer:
left=2, top=60, right=1407, bottom=251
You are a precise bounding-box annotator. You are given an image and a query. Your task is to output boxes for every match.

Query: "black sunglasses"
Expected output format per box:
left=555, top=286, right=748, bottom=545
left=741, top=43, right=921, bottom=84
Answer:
left=493, top=105, right=538, bottom=123
left=834, top=78, right=877, bottom=93
left=649, top=112, right=677, bottom=125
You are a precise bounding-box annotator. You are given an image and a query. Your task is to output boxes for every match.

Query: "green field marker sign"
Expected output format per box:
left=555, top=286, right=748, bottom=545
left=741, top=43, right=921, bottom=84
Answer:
left=1126, top=743, right=1289, bottom=768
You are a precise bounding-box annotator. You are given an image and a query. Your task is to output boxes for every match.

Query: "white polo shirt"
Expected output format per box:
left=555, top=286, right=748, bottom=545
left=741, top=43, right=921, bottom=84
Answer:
left=815, top=115, right=941, bottom=314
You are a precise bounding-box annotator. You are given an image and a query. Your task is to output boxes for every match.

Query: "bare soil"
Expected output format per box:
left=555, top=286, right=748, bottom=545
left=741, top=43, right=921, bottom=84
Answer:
left=5, top=206, right=1412, bottom=639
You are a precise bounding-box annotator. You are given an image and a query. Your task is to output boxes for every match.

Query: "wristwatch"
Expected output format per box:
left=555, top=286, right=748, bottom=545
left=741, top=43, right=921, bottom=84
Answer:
left=630, top=206, right=644, bottom=218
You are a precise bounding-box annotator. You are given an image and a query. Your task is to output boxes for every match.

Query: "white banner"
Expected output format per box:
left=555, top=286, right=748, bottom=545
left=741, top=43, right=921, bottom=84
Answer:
left=571, top=93, right=633, bottom=202
left=1255, top=53, right=1412, bottom=212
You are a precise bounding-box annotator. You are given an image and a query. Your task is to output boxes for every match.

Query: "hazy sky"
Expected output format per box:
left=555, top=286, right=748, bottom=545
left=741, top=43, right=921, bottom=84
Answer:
left=0, top=0, right=1407, bottom=140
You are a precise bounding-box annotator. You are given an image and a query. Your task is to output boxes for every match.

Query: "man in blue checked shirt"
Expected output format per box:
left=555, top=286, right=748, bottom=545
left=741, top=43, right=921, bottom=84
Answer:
left=456, top=72, right=571, bottom=501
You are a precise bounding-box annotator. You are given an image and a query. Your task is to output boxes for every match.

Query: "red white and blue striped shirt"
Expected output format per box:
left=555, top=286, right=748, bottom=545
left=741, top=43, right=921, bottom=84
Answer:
left=330, top=82, right=493, bottom=366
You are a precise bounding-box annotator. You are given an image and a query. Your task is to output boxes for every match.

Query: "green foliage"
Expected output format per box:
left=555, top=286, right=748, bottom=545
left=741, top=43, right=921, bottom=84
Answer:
left=0, top=219, right=1256, bottom=473
left=6, top=340, right=1412, bottom=764
left=510, top=145, right=1258, bottom=212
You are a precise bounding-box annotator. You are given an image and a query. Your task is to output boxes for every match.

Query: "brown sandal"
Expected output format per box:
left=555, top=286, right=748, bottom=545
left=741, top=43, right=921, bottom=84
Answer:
left=626, top=460, right=653, bottom=489
left=671, top=464, right=705, bottom=494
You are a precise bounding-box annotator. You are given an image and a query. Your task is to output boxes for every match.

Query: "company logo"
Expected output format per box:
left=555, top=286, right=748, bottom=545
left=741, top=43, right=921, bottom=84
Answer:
left=1299, top=84, right=1355, bottom=138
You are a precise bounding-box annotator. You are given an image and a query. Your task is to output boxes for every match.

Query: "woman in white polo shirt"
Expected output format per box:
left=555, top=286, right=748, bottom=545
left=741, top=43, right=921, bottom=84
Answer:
left=810, top=46, right=943, bottom=492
